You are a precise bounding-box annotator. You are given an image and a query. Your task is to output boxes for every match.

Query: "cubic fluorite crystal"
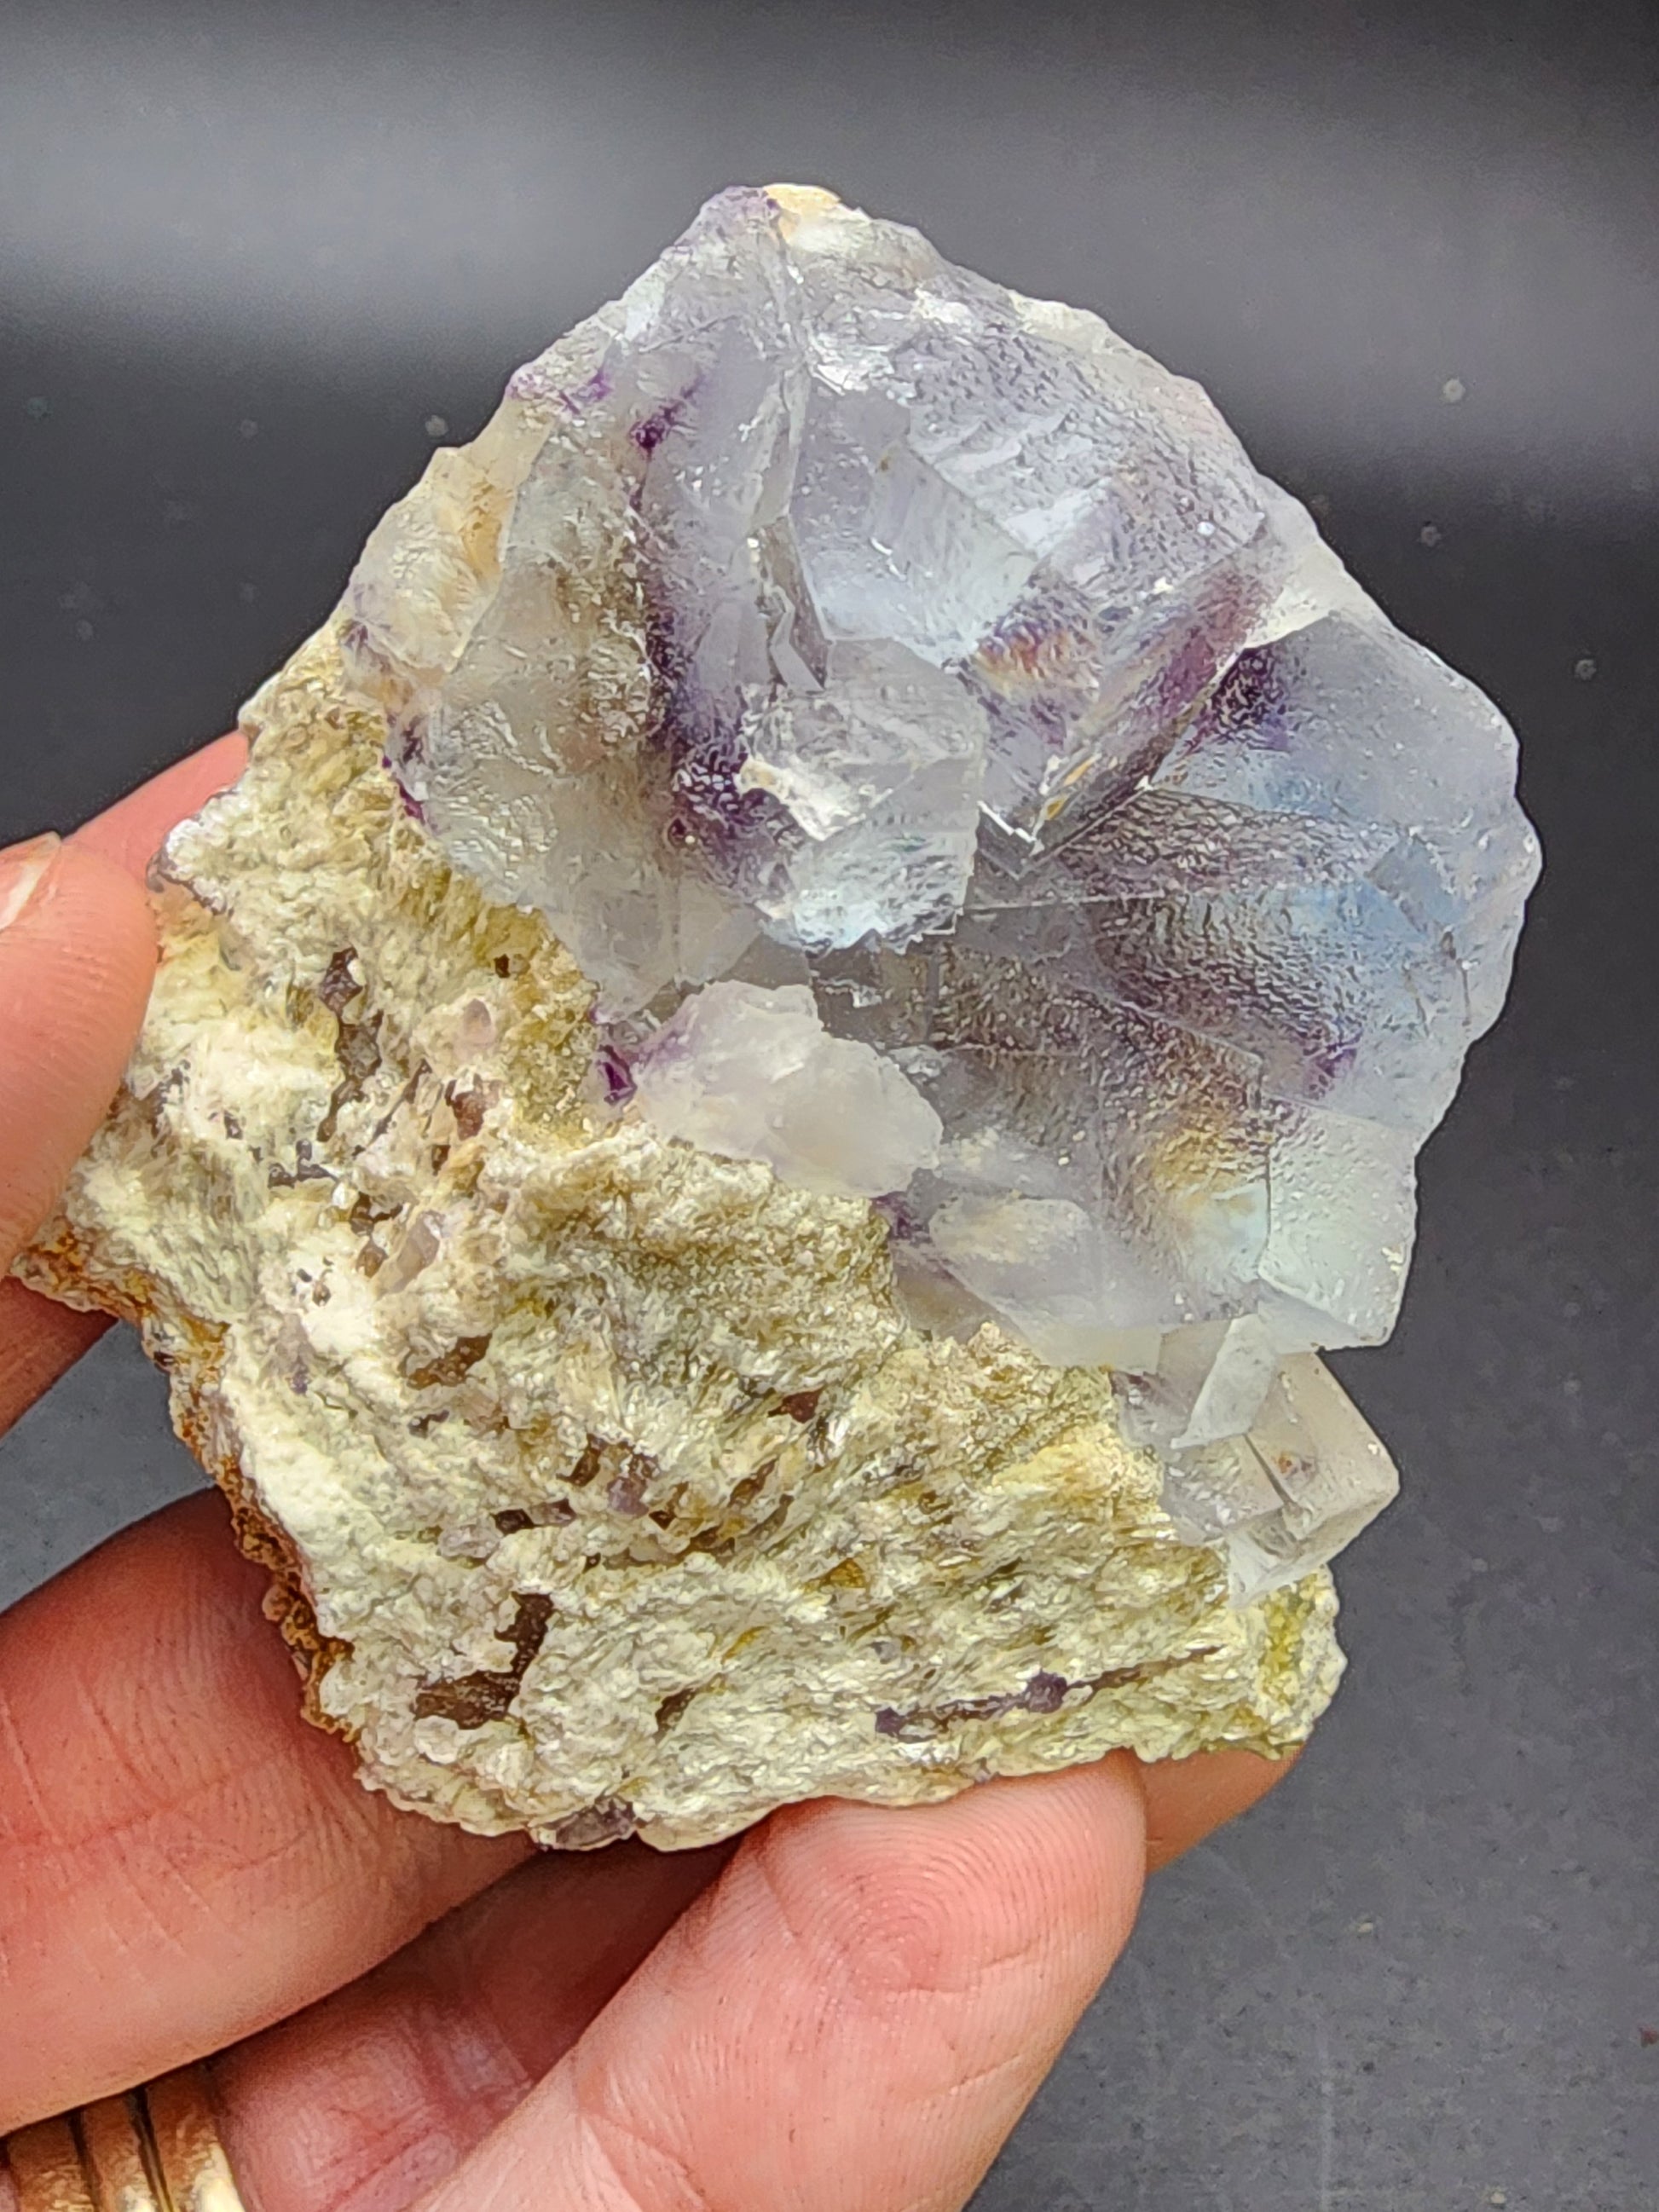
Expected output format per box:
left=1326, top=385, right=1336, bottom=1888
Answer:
left=343, top=184, right=1538, bottom=1597
left=17, top=188, right=1536, bottom=1848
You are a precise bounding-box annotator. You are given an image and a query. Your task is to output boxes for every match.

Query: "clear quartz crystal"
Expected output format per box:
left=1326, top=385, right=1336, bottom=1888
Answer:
left=342, top=185, right=1538, bottom=1593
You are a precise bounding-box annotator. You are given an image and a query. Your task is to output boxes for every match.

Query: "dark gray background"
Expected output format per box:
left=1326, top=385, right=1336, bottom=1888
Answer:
left=2, top=1, right=1655, bottom=2203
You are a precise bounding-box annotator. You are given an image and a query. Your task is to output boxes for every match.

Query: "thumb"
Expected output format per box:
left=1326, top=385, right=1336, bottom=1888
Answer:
left=0, top=834, right=158, bottom=1270
left=419, top=1759, right=1147, bottom=2212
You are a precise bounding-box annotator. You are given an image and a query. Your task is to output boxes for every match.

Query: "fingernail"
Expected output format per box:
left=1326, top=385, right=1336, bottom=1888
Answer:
left=0, top=833, right=62, bottom=933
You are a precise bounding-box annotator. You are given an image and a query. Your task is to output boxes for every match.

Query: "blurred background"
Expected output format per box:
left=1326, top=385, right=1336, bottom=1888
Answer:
left=2, top=0, right=1655, bottom=2203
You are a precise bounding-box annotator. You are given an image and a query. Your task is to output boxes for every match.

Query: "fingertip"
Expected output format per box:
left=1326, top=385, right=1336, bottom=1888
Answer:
left=1141, top=1744, right=1300, bottom=1871
left=12, top=833, right=159, bottom=966
left=441, top=1761, right=1152, bottom=2212
left=732, top=1753, right=1149, bottom=2019
left=0, top=838, right=159, bottom=1262
left=0, top=1279, right=111, bottom=1440
left=0, top=1490, right=537, bottom=2131
left=72, top=733, right=247, bottom=881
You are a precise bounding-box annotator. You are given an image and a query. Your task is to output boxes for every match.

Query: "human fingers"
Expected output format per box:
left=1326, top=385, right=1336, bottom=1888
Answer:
left=0, top=1279, right=111, bottom=1441
left=0, top=1490, right=531, bottom=2134
left=1141, top=1745, right=1298, bottom=1871
left=1, top=733, right=246, bottom=1430
left=122, top=1763, right=1141, bottom=2212
left=69, top=731, right=247, bottom=878
left=0, top=834, right=157, bottom=1269
left=398, top=1759, right=1147, bottom=2212
left=208, top=1841, right=734, bottom=2212
left=116, top=1751, right=1292, bottom=2212
left=0, top=1719, right=1285, bottom=2202
left=0, top=730, right=531, bottom=2134
left=1, top=732, right=246, bottom=1271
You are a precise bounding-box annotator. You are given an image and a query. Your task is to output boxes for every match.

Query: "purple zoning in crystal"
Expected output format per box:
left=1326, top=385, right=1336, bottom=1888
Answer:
left=339, top=185, right=1538, bottom=1599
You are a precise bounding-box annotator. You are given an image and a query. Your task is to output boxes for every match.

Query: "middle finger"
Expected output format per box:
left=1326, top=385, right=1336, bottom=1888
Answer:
left=0, top=1490, right=530, bottom=2134
left=211, top=1839, right=731, bottom=2212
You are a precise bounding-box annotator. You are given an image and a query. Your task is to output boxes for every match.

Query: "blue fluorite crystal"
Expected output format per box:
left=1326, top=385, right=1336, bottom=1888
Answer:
left=344, top=186, right=1539, bottom=1597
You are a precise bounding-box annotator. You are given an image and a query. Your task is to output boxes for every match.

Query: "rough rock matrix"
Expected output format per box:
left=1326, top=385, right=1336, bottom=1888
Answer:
left=17, top=187, right=1535, bottom=1850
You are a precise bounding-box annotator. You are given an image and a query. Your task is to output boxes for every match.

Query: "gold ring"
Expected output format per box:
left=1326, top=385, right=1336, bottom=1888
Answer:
left=3, top=2067, right=244, bottom=2212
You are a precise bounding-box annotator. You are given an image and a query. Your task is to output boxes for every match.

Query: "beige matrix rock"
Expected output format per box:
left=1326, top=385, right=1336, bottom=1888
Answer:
left=17, top=188, right=1535, bottom=1850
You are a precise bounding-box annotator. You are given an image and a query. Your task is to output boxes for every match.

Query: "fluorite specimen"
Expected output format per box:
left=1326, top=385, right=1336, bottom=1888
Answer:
left=344, top=184, right=1537, bottom=1594
left=17, top=188, right=1535, bottom=1848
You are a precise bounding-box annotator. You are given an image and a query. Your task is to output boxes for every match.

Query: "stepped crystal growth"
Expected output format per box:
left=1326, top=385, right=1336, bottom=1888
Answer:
left=18, top=188, right=1537, bottom=1846
left=344, top=185, right=1537, bottom=1597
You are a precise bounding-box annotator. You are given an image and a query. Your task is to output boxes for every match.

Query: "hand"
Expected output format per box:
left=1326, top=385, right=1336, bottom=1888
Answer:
left=0, top=742, right=1291, bottom=2212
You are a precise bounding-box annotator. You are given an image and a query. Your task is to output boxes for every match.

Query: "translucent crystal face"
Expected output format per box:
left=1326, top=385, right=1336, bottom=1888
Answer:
left=342, top=184, right=1539, bottom=1598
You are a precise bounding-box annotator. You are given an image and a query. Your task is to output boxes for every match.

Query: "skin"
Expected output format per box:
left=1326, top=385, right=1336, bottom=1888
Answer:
left=0, top=742, right=1292, bottom=2212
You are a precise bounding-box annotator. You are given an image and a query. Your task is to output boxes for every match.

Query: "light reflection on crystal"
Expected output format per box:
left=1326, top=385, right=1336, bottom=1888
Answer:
left=1163, top=1353, right=1402, bottom=1603
left=341, top=185, right=1537, bottom=1591
left=630, top=980, right=942, bottom=1200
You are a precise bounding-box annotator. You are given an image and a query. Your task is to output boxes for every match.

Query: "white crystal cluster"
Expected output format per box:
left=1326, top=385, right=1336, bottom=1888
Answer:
left=343, top=185, right=1538, bottom=1599
left=631, top=980, right=943, bottom=1199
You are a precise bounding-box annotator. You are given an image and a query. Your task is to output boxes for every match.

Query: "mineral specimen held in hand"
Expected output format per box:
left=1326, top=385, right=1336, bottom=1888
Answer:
left=19, top=187, right=1537, bottom=1850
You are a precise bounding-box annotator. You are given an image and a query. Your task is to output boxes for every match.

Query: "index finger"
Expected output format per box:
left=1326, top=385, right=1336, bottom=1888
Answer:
left=1, top=725, right=533, bottom=2134
left=0, top=837, right=155, bottom=1269
left=70, top=732, right=247, bottom=878
left=3, top=734, right=249, bottom=1426
left=0, top=1492, right=530, bottom=2134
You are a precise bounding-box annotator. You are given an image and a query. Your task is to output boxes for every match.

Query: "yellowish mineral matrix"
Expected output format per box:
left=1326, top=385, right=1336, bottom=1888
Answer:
left=29, top=158, right=1442, bottom=1847
left=17, top=612, right=1340, bottom=1849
